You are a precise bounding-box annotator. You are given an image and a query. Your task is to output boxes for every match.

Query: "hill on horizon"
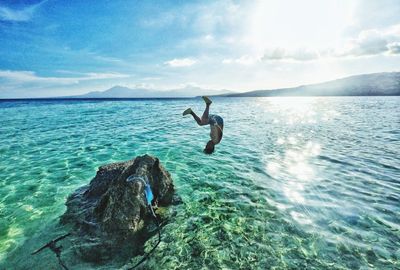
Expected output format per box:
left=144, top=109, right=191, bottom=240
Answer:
left=1, top=72, right=399, bottom=99
left=222, top=72, right=400, bottom=97
left=67, top=85, right=233, bottom=98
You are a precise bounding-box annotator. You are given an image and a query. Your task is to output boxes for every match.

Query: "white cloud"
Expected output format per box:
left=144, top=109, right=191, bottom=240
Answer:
left=0, top=1, right=47, bottom=22
left=222, top=59, right=233, bottom=64
left=141, top=76, right=162, bottom=81
left=261, top=48, right=286, bottom=61
left=0, top=6, right=34, bottom=22
left=222, top=55, right=260, bottom=65
left=388, top=42, right=400, bottom=54
left=336, top=25, right=400, bottom=57
left=196, top=1, right=400, bottom=68
left=82, top=72, right=129, bottom=80
left=257, top=24, right=400, bottom=61
left=0, top=70, right=129, bottom=85
left=164, top=58, right=197, bottom=67
left=204, top=34, right=214, bottom=41
left=341, top=29, right=388, bottom=56
left=223, top=48, right=320, bottom=65
left=262, top=48, right=319, bottom=62
left=93, top=55, right=124, bottom=63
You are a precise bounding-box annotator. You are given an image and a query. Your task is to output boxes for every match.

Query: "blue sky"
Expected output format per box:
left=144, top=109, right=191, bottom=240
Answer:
left=1, top=0, right=400, bottom=97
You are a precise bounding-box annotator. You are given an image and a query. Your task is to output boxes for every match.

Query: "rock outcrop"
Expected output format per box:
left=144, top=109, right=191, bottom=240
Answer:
left=60, top=155, right=174, bottom=262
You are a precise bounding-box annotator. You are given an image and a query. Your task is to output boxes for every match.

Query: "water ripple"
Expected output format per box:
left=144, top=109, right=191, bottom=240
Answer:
left=0, top=97, right=399, bottom=269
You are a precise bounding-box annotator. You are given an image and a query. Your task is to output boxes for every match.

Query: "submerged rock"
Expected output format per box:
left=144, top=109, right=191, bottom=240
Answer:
left=60, top=154, right=174, bottom=262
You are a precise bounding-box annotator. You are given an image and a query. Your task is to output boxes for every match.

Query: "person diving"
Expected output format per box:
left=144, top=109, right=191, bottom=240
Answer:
left=182, top=96, right=224, bottom=154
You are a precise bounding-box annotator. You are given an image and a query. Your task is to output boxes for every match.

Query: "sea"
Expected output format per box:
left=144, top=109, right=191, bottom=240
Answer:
left=0, top=97, right=399, bottom=269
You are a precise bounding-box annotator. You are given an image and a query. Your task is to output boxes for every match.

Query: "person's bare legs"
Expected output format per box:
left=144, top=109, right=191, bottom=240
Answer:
left=200, top=103, right=210, bottom=125
left=190, top=110, right=203, bottom=125
left=183, top=107, right=203, bottom=125
left=183, top=96, right=212, bottom=126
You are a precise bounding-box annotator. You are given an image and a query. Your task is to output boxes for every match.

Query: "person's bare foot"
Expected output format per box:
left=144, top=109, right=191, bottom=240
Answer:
left=182, top=108, right=192, bottom=116
left=202, top=96, right=212, bottom=105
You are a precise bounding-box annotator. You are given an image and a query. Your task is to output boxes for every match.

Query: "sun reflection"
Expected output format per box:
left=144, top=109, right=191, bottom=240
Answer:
left=266, top=97, right=318, bottom=125
left=257, top=97, right=341, bottom=126
left=288, top=162, right=314, bottom=181
left=290, top=211, right=313, bottom=225
left=267, top=161, right=281, bottom=177
left=266, top=135, right=322, bottom=225
left=259, top=98, right=329, bottom=226
left=284, top=187, right=305, bottom=204
left=287, top=136, right=298, bottom=145
left=277, top=137, right=285, bottom=145
left=268, top=97, right=317, bottom=109
left=267, top=139, right=322, bottom=182
left=285, top=141, right=320, bottom=183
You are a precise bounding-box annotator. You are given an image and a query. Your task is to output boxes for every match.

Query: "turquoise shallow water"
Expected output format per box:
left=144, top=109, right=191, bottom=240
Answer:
left=0, top=97, right=399, bottom=269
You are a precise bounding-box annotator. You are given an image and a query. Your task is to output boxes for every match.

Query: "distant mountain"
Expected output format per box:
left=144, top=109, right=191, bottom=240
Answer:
left=71, top=85, right=234, bottom=98
left=77, top=86, right=155, bottom=98
left=223, top=72, right=400, bottom=97
left=2, top=72, right=398, bottom=99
